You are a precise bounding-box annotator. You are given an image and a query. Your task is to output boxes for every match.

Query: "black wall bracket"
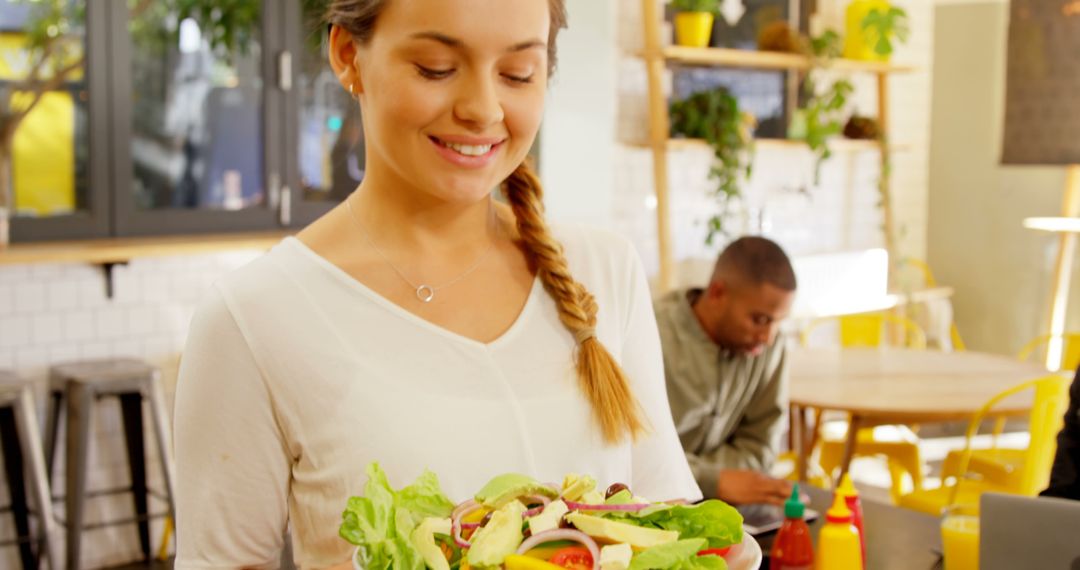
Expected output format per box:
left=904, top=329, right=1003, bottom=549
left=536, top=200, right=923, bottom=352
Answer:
left=99, top=261, right=128, bottom=299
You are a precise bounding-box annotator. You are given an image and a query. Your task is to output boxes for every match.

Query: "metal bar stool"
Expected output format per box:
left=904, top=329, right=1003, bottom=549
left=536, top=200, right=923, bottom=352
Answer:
left=43, top=359, right=177, bottom=570
left=0, top=371, right=60, bottom=570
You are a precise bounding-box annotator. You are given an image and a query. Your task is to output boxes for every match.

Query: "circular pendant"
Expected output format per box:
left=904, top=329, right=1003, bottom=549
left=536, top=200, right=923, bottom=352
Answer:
left=416, top=285, right=435, bottom=303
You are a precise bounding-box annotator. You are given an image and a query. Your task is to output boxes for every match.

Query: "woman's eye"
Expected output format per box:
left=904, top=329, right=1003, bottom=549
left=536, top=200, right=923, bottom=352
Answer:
left=416, top=65, right=454, bottom=80
left=503, top=73, right=534, bottom=84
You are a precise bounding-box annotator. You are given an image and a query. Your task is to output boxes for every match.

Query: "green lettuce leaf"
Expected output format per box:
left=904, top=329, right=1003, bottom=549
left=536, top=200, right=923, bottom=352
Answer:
left=601, top=500, right=743, bottom=550
left=637, top=501, right=743, bottom=549
left=340, top=463, right=455, bottom=570
left=629, top=539, right=728, bottom=570
left=398, top=469, right=456, bottom=522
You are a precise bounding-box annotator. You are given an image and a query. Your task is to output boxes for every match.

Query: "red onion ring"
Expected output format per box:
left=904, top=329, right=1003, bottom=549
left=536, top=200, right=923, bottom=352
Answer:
left=564, top=501, right=652, bottom=512
left=460, top=522, right=480, bottom=530
left=523, top=506, right=545, bottom=518
left=452, top=502, right=483, bottom=549
left=452, top=499, right=478, bottom=520
left=516, top=529, right=600, bottom=570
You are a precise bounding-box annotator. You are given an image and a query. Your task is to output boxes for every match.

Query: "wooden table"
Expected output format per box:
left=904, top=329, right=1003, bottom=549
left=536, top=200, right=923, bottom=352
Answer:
left=756, top=486, right=944, bottom=570
left=788, top=347, right=1048, bottom=483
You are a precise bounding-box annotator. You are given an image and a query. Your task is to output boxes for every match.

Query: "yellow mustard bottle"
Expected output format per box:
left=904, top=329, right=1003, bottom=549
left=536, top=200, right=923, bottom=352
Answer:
left=844, top=0, right=890, bottom=61
left=815, top=492, right=864, bottom=570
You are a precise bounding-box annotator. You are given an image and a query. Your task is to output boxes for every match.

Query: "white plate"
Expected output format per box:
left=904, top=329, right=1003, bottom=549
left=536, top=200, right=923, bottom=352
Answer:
left=354, top=528, right=763, bottom=569
left=723, top=530, right=763, bottom=570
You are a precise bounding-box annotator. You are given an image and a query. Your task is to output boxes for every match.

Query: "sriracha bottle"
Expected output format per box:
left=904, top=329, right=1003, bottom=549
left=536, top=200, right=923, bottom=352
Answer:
left=769, top=484, right=814, bottom=570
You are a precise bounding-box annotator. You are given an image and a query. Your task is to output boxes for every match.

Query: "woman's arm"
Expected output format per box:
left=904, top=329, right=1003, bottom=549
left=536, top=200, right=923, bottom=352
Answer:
left=173, top=286, right=293, bottom=569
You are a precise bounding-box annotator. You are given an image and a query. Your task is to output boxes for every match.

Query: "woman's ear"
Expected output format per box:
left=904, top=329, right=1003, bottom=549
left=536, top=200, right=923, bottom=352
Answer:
left=328, top=24, right=363, bottom=95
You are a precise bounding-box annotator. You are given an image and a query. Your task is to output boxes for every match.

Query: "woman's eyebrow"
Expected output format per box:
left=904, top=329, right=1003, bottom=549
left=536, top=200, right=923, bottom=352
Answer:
left=409, top=31, right=546, bottom=53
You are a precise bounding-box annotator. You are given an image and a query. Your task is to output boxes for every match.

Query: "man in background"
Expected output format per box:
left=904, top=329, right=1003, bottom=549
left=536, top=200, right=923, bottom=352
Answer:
left=655, top=236, right=796, bottom=506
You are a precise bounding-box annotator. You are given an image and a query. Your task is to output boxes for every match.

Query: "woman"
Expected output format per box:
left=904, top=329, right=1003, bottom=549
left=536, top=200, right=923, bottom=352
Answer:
left=173, top=0, right=700, bottom=568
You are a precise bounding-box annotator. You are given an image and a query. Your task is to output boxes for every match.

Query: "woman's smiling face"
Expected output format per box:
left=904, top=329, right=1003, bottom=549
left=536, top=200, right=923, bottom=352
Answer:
left=337, top=0, right=551, bottom=205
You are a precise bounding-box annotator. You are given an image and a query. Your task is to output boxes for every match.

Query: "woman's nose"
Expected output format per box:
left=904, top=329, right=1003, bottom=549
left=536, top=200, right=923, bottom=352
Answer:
left=453, top=71, right=504, bottom=129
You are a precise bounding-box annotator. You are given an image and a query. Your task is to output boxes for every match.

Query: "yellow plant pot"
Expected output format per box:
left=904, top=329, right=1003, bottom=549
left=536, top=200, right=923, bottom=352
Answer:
left=844, top=0, right=890, bottom=61
left=674, top=12, right=714, bottom=48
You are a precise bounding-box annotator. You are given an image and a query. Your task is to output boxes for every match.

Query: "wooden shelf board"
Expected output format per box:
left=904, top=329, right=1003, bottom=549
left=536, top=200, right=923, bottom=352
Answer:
left=627, top=138, right=909, bottom=153
left=654, top=46, right=916, bottom=74
left=0, top=231, right=290, bottom=266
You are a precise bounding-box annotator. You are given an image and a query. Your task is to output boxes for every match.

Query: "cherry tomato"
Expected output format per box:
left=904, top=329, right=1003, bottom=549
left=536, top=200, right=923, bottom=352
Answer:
left=698, top=546, right=732, bottom=557
left=548, top=546, right=594, bottom=570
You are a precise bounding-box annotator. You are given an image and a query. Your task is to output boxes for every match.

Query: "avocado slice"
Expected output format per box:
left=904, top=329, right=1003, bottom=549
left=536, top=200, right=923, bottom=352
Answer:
left=560, top=473, right=597, bottom=502
left=564, top=512, right=678, bottom=550
left=527, top=500, right=569, bottom=535
left=467, top=500, right=527, bottom=568
left=409, top=517, right=452, bottom=570
left=475, top=473, right=558, bottom=509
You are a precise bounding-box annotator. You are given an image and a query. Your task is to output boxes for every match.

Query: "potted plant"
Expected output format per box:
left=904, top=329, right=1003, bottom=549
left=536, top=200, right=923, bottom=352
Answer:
left=669, top=87, right=756, bottom=244
left=861, top=4, right=910, bottom=60
left=671, top=0, right=720, bottom=48
left=843, top=0, right=909, bottom=61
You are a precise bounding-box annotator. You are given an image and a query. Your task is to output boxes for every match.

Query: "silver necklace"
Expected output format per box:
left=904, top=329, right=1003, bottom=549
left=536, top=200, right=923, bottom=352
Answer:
left=346, top=197, right=498, bottom=303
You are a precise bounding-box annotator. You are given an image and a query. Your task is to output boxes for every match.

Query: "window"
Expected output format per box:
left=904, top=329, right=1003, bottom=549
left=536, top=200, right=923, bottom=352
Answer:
left=6, top=0, right=351, bottom=243
left=4, top=0, right=110, bottom=241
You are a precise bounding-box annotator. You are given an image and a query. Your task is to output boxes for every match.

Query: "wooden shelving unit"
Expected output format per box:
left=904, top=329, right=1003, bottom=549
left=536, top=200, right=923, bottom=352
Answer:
left=640, top=1, right=915, bottom=291
left=658, top=45, right=916, bottom=73
left=630, top=137, right=910, bottom=153
left=0, top=231, right=288, bottom=266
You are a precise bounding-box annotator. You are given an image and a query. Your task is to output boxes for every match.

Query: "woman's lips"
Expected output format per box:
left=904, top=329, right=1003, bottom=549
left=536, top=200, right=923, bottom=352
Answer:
left=429, top=136, right=505, bottom=169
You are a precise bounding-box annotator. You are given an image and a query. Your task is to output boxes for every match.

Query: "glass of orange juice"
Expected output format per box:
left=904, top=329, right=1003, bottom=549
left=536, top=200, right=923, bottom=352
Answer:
left=941, top=503, right=980, bottom=570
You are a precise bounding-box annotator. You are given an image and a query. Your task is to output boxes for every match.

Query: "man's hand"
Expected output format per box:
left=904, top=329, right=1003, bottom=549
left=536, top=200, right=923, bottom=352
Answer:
left=716, top=469, right=792, bottom=506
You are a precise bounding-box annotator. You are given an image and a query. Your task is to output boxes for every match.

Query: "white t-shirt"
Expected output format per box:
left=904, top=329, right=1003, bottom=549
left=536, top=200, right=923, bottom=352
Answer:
left=173, top=224, right=702, bottom=570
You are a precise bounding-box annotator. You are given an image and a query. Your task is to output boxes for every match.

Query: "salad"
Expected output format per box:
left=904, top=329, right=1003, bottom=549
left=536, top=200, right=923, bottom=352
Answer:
left=340, top=463, right=744, bottom=570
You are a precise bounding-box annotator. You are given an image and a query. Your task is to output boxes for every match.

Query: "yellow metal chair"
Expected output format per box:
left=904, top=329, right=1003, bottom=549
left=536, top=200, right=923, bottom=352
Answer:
left=801, top=312, right=928, bottom=501
left=1017, top=333, right=1080, bottom=372
left=897, top=374, right=1070, bottom=516
left=936, top=333, right=1080, bottom=487
left=800, top=312, right=928, bottom=350
left=897, top=258, right=967, bottom=350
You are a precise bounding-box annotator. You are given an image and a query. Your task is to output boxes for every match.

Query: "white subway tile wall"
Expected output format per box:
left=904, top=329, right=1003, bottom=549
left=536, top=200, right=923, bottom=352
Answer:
left=0, top=250, right=261, bottom=569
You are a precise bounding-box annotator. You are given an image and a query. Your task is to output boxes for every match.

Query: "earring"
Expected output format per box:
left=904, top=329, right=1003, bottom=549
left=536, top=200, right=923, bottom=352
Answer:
left=349, top=83, right=355, bottom=96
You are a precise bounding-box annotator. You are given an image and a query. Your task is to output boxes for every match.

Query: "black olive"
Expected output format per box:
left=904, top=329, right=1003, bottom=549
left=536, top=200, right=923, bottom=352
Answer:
left=605, top=482, right=630, bottom=499
left=559, top=516, right=573, bottom=529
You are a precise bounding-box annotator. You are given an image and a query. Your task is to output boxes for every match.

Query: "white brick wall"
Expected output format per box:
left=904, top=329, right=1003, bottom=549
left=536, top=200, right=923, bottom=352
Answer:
left=0, top=250, right=261, bottom=569
left=614, top=0, right=934, bottom=285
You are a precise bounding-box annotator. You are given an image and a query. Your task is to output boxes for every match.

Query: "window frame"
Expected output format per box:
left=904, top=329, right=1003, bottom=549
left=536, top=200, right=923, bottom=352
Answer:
left=10, top=0, right=112, bottom=242
left=107, top=0, right=289, bottom=237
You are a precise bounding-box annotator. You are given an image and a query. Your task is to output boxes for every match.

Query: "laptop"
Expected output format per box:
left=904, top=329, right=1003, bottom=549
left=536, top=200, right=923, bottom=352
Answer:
left=980, top=492, right=1080, bottom=570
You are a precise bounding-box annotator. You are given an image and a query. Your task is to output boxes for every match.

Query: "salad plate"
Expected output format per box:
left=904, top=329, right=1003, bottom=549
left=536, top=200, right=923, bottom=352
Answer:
left=343, top=464, right=759, bottom=570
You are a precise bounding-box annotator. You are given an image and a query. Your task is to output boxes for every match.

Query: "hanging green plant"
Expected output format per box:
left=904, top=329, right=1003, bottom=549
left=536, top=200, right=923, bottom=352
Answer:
left=669, top=87, right=756, bottom=245
left=789, top=30, right=853, bottom=185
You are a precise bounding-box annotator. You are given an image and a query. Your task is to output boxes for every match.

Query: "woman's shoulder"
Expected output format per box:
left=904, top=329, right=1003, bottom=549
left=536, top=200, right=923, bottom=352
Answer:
left=212, top=237, right=307, bottom=299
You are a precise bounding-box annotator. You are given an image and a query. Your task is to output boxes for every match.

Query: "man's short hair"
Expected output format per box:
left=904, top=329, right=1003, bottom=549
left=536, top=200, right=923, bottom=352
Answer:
left=711, top=236, right=797, bottom=291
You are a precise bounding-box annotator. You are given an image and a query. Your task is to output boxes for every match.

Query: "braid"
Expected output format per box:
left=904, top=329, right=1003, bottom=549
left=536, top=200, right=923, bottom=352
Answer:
left=503, top=160, right=646, bottom=444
